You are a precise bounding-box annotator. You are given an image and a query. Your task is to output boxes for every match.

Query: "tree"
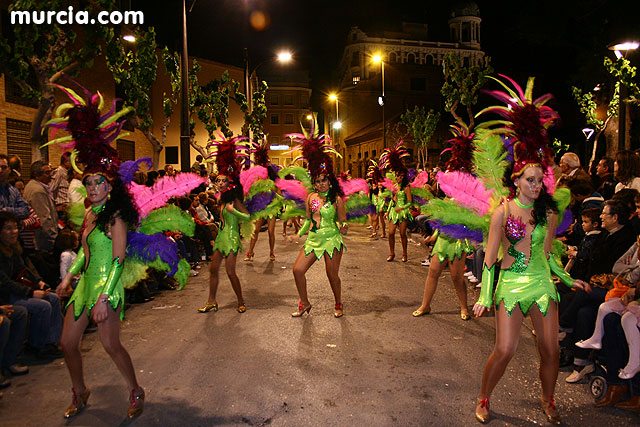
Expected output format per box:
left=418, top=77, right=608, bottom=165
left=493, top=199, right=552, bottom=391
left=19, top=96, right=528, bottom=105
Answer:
left=572, top=56, right=640, bottom=169
left=401, top=106, right=440, bottom=171
left=441, top=53, right=493, bottom=129
left=105, top=27, right=166, bottom=168
left=0, top=0, right=115, bottom=159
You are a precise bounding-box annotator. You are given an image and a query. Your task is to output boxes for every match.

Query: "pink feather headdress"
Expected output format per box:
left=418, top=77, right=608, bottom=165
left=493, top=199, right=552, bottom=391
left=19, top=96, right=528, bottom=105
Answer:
left=379, top=141, right=409, bottom=174
left=285, top=115, right=340, bottom=179
left=477, top=74, right=558, bottom=184
left=206, top=133, right=251, bottom=179
left=441, top=124, right=475, bottom=173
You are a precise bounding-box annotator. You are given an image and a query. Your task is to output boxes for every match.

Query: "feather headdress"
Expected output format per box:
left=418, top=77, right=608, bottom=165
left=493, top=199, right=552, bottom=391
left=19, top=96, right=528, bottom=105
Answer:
left=206, top=133, right=251, bottom=178
left=379, top=141, right=409, bottom=174
left=286, top=115, right=340, bottom=179
left=476, top=74, right=558, bottom=182
left=44, top=80, right=133, bottom=181
left=251, top=138, right=270, bottom=167
left=441, top=123, right=475, bottom=173
left=366, top=160, right=383, bottom=184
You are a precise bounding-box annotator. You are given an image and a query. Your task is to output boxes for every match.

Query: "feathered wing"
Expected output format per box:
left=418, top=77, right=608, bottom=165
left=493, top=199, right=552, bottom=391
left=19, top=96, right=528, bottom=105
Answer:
left=424, top=198, right=490, bottom=243
left=472, top=130, right=509, bottom=198
left=128, top=173, right=207, bottom=218
left=436, top=171, right=491, bottom=216
left=119, top=158, right=152, bottom=185
left=339, top=178, right=374, bottom=223
left=139, top=205, right=195, bottom=236
left=276, top=166, right=312, bottom=220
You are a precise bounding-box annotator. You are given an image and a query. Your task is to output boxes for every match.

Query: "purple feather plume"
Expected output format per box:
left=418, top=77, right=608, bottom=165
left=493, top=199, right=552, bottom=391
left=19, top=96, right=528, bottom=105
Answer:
left=119, top=158, right=153, bottom=185
left=430, top=221, right=483, bottom=242
left=246, top=192, right=275, bottom=214
left=406, top=168, right=416, bottom=183
left=347, top=206, right=375, bottom=220
left=413, top=195, right=428, bottom=206
left=127, top=232, right=180, bottom=275
left=555, top=209, right=573, bottom=236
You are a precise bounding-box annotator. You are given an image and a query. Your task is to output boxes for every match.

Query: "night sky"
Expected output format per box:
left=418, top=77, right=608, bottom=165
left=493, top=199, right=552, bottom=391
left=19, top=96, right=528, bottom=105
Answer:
left=136, top=0, right=640, bottom=155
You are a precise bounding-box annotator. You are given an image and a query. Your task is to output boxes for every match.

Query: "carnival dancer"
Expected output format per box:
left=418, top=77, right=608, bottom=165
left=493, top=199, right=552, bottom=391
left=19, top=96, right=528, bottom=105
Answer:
left=282, top=124, right=348, bottom=318
left=244, top=139, right=283, bottom=262
left=380, top=142, right=412, bottom=262
left=413, top=125, right=475, bottom=320
left=366, top=160, right=387, bottom=239
left=471, top=76, right=588, bottom=424
left=199, top=135, right=252, bottom=314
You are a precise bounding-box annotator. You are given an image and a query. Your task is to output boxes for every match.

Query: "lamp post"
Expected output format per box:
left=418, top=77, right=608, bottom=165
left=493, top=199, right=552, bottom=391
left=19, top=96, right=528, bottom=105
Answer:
left=608, top=41, right=639, bottom=150
left=372, top=54, right=386, bottom=148
left=179, top=0, right=192, bottom=173
left=329, top=93, right=343, bottom=171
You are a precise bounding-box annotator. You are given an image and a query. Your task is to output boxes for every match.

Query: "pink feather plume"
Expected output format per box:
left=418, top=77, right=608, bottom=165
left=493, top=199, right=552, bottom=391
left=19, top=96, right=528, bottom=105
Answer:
left=340, top=178, right=369, bottom=196
left=411, top=171, right=430, bottom=188
left=240, top=166, right=268, bottom=195
left=543, top=166, right=555, bottom=195
left=275, top=178, right=309, bottom=202
left=381, top=177, right=395, bottom=193
left=130, top=173, right=207, bottom=218
left=436, top=171, right=491, bottom=215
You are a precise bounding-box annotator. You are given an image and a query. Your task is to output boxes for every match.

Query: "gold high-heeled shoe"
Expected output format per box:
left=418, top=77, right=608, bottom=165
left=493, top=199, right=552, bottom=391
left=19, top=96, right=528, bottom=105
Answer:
left=269, top=253, right=276, bottom=261
left=292, top=301, right=312, bottom=317
left=243, top=253, right=254, bottom=261
left=128, top=387, right=145, bottom=419
left=475, top=397, right=490, bottom=423
left=412, top=306, right=431, bottom=317
left=334, top=303, right=344, bottom=318
left=197, top=302, right=218, bottom=313
left=540, top=396, right=561, bottom=425
left=237, top=303, right=247, bottom=313
left=461, top=311, right=471, bottom=321
left=64, top=387, right=90, bottom=419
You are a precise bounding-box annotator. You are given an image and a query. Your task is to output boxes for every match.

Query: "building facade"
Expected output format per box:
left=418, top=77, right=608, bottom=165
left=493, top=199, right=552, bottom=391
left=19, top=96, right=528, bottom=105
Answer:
left=333, top=3, right=485, bottom=177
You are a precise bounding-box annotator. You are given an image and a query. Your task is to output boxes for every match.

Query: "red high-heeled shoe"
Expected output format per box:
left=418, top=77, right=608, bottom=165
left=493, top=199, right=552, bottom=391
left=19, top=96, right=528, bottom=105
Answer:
left=334, top=303, right=344, bottom=318
left=292, top=301, right=312, bottom=317
left=386, top=254, right=395, bottom=262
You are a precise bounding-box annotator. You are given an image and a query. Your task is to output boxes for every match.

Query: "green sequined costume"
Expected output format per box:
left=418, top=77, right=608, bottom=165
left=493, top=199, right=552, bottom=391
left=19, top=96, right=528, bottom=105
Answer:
left=387, top=190, right=412, bottom=224
left=431, top=231, right=474, bottom=264
left=213, top=205, right=250, bottom=256
left=67, top=225, right=126, bottom=320
left=488, top=224, right=574, bottom=316
left=300, top=202, right=345, bottom=259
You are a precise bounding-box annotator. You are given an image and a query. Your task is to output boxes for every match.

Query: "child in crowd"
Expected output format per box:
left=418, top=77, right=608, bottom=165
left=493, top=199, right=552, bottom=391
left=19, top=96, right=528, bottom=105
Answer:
left=566, top=208, right=603, bottom=281
left=55, top=229, right=79, bottom=285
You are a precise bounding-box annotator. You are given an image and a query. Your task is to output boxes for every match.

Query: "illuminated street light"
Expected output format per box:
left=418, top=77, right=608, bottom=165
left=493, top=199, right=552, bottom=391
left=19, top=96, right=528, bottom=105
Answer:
left=608, top=40, right=638, bottom=149
left=277, top=51, right=293, bottom=62
left=306, top=114, right=313, bottom=120
left=333, top=121, right=342, bottom=130
left=372, top=53, right=386, bottom=147
left=123, top=34, right=136, bottom=42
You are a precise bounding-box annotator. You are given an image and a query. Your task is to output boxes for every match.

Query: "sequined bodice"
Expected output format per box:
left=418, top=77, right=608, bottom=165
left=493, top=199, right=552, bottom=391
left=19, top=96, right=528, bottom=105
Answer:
left=505, top=217, right=546, bottom=273
left=82, top=225, right=113, bottom=278
left=396, top=190, right=407, bottom=206
left=310, top=202, right=338, bottom=232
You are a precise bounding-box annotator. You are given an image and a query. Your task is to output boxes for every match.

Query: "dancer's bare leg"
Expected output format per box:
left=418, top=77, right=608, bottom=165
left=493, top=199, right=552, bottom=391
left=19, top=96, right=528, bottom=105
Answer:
left=267, top=217, right=276, bottom=257
left=529, top=302, right=559, bottom=400
left=414, top=254, right=446, bottom=312
left=224, top=252, right=244, bottom=305
left=450, top=255, right=469, bottom=317
left=399, top=220, right=408, bottom=259
left=246, top=218, right=265, bottom=257
left=388, top=221, right=397, bottom=256
left=97, top=305, right=140, bottom=391
left=324, top=249, right=343, bottom=305
left=60, top=306, right=90, bottom=393
left=292, top=249, right=317, bottom=306
left=207, top=251, right=223, bottom=303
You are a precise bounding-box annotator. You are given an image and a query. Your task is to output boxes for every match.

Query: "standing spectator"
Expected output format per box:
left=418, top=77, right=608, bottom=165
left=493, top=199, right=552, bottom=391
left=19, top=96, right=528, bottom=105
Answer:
left=557, top=152, right=591, bottom=188
left=191, top=154, right=204, bottom=172
left=23, top=160, right=58, bottom=252
left=595, top=156, right=618, bottom=200
left=145, top=170, right=159, bottom=187
left=7, top=155, right=22, bottom=182
left=50, top=152, right=72, bottom=213
left=67, top=169, right=85, bottom=204
left=0, top=155, right=29, bottom=220
left=164, top=164, right=176, bottom=177
left=55, top=229, right=79, bottom=283
left=614, top=150, right=640, bottom=193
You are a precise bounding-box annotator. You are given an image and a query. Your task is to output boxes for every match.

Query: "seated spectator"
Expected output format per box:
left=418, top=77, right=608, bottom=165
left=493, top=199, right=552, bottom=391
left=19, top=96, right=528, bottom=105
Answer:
left=191, top=154, right=204, bottom=173
left=595, top=156, right=618, bottom=200
left=7, top=155, right=22, bottom=182
left=615, top=150, right=640, bottom=193
left=145, top=170, right=159, bottom=187
left=5, top=177, right=41, bottom=255
left=0, top=304, right=29, bottom=391
left=164, top=164, right=176, bottom=177
left=564, top=181, right=604, bottom=246
left=0, top=154, right=29, bottom=220
left=0, top=212, right=62, bottom=359
left=562, top=200, right=636, bottom=383
left=612, top=189, right=640, bottom=237
left=178, top=196, right=213, bottom=260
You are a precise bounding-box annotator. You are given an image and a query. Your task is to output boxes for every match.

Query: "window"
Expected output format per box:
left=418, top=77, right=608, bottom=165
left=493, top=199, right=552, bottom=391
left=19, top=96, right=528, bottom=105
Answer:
left=271, top=114, right=279, bottom=125
left=351, top=52, right=359, bottom=67
left=284, top=95, right=293, bottom=105
left=284, top=114, right=294, bottom=124
left=270, top=95, right=279, bottom=105
left=357, top=152, right=361, bottom=159
left=6, top=119, right=32, bottom=178
left=271, top=157, right=280, bottom=165
left=372, top=150, right=377, bottom=158
left=117, top=140, right=135, bottom=161
left=389, top=52, right=397, bottom=63
left=364, top=151, right=369, bottom=158
left=352, top=76, right=360, bottom=85
left=407, top=53, right=416, bottom=64
left=425, top=54, right=435, bottom=65
left=301, top=95, right=309, bottom=108
left=410, top=77, right=426, bottom=91
left=165, top=147, right=179, bottom=165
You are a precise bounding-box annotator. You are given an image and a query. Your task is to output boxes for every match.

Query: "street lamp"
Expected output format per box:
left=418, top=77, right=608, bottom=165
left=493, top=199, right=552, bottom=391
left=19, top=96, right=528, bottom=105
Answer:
left=608, top=40, right=638, bottom=150
left=372, top=54, right=386, bottom=148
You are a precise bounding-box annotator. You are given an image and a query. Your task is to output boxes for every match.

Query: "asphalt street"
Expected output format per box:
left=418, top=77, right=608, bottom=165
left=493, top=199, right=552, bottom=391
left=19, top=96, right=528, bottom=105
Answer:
left=2, top=223, right=639, bottom=426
